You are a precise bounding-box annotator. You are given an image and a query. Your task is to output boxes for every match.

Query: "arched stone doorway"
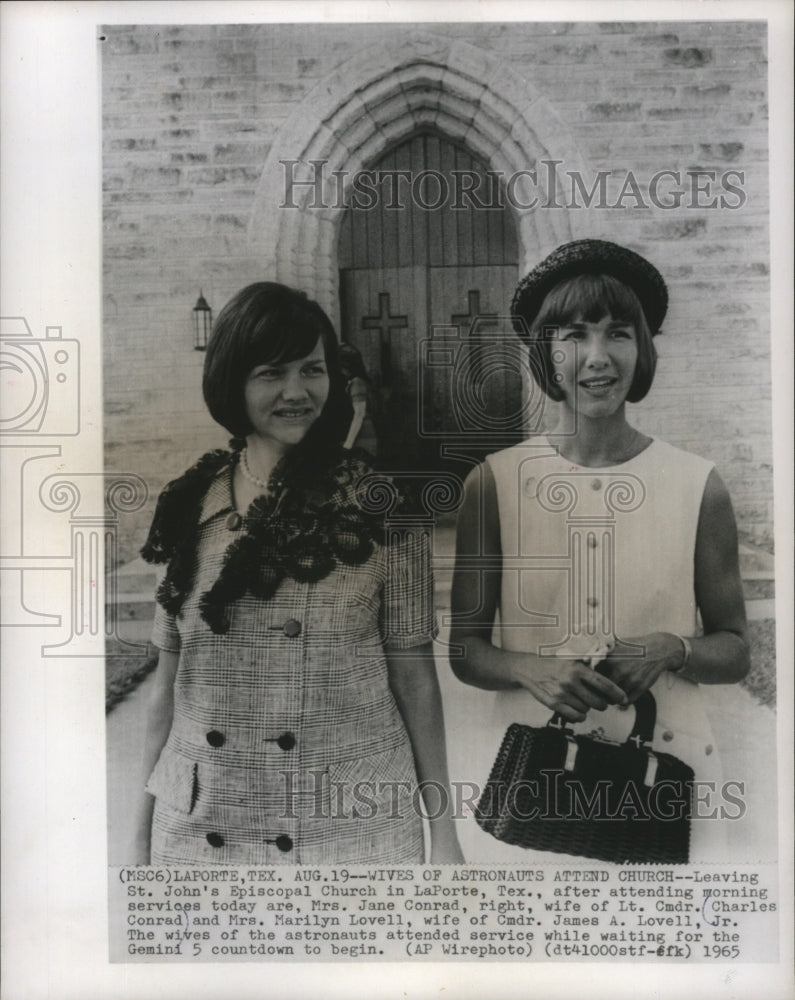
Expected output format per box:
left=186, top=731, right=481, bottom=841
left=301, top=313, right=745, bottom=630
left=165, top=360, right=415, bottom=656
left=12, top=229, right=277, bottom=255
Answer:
left=249, top=34, right=583, bottom=332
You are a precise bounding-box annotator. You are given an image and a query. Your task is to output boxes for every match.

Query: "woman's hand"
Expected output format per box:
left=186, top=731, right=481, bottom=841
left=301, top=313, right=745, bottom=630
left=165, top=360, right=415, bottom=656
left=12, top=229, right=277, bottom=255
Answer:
left=599, top=632, right=684, bottom=702
left=511, top=656, right=628, bottom=722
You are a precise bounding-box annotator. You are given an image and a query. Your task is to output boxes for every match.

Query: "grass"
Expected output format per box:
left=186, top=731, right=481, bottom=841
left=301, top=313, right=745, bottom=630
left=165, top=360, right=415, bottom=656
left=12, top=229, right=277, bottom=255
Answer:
left=742, top=618, right=777, bottom=708
left=106, top=646, right=158, bottom=713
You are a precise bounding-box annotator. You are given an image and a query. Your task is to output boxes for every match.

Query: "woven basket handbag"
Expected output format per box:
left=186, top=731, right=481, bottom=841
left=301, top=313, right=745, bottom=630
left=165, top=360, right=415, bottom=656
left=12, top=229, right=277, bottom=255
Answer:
left=475, top=691, right=693, bottom=864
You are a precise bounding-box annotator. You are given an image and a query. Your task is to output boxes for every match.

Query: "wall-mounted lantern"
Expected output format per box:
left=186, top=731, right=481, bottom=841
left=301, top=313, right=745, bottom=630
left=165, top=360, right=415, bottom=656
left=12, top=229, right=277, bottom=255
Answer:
left=193, top=291, right=212, bottom=351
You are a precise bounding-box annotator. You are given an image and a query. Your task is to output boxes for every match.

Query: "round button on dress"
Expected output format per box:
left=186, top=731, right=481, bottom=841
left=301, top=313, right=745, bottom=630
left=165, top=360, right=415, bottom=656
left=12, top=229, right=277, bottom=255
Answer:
left=275, top=835, right=293, bottom=853
left=277, top=732, right=296, bottom=751
left=282, top=619, right=301, bottom=637
left=225, top=511, right=242, bottom=531
left=206, top=832, right=225, bottom=848
left=206, top=730, right=225, bottom=747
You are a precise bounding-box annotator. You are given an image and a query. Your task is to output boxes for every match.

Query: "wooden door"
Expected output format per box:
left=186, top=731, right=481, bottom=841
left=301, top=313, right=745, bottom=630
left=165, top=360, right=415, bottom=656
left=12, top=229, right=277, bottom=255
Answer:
left=339, top=132, right=522, bottom=474
left=339, top=265, right=431, bottom=470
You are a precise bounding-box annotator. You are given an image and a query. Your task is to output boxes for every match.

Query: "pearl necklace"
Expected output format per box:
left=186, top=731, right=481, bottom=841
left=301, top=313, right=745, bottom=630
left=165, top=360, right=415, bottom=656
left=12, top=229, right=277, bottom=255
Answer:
left=239, top=446, right=272, bottom=491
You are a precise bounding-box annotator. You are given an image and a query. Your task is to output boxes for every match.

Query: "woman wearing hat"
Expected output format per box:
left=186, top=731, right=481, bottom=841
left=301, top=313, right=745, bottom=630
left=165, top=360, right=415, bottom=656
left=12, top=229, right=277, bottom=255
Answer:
left=449, top=240, right=749, bottom=861
left=132, top=282, right=462, bottom=865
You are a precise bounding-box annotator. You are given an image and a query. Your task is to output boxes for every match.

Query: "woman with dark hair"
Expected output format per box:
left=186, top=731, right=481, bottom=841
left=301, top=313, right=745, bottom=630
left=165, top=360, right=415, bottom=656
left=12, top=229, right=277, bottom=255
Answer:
left=450, top=240, right=749, bottom=861
left=132, top=282, right=462, bottom=865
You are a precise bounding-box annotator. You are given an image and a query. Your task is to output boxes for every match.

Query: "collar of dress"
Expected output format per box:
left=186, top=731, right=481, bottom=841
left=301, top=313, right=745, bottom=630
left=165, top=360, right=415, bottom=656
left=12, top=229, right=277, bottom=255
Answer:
left=197, top=465, right=236, bottom=526
left=142, top=447, right=418, bottom=635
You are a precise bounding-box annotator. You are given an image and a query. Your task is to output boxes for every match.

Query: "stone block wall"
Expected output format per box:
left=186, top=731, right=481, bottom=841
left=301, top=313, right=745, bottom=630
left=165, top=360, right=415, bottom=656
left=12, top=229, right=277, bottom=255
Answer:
left=102, top=20, right=772, bottom=560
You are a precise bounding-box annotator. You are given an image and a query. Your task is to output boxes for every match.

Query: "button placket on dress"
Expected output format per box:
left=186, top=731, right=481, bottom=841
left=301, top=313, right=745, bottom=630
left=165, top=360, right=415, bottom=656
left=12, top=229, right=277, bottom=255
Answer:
left=573, top=484, right=612, bottom=647
left=231, top=480, right=305, bottom=862
left=266, top=585, right=309, bottom=862
left=197, top=479, right=307, bottom=861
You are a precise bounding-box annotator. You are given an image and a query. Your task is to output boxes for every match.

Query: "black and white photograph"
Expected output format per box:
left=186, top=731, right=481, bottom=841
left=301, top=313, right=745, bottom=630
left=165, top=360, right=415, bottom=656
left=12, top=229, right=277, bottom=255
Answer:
left=1, top=2, right=793, bottom=998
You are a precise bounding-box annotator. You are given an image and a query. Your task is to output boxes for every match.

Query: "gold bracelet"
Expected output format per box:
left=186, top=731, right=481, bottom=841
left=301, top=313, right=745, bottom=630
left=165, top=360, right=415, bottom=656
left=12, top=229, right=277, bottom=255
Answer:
left=670, top=633, right=692, bottom=673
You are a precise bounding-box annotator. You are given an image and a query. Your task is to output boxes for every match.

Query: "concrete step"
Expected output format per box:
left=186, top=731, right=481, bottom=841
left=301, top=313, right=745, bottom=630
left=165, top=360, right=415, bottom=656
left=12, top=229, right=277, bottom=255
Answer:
left=745, top=599, right=775, bottom=622
left=106, top=557, right=159, bottom=640
left=743, top=579, right=774, bottom=600
left=106, top=625, right=152, bottom=653
left=738, top=542, right=775, bottom=600
left=738, top=542, right=775, bottom=578
left=107, top=556, right=157, bottom=645
left=111, top=556, right=159, bottom=595
left=113, top=596, right=155, bottom=623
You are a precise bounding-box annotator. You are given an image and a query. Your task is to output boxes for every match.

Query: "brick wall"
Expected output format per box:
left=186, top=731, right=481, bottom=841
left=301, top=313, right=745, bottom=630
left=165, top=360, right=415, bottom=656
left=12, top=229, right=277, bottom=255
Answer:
left=102, top=21, right=772, bottom=560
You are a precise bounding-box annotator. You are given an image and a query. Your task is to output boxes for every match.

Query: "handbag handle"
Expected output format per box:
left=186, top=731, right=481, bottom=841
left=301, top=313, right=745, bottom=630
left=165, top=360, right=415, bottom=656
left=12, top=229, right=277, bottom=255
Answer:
left=549, top=689, right=658, bottom=748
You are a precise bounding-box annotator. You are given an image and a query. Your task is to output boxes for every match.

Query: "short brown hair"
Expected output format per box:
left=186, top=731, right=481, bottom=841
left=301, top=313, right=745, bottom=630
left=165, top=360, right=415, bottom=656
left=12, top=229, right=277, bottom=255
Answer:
left=522, top=273, right=658, bottom=403
left=202, top=282, right=347, bottom=439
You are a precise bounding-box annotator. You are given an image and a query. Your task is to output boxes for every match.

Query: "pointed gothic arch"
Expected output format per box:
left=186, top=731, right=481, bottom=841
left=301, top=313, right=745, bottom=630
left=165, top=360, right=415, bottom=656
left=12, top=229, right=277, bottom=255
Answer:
left=248, top=33, right=584, bottom=327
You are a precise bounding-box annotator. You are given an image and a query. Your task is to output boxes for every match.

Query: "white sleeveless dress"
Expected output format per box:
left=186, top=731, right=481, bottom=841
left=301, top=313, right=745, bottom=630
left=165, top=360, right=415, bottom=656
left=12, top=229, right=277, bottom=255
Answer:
left=462, top=436, right=727, bottom=863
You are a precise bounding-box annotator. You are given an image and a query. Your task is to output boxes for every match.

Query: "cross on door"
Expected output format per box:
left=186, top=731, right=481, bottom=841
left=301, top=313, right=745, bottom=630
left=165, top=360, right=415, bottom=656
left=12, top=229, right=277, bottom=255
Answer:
left=452, top=289, right=498, bottom=393
left=361, top=291, right=408, bottom=388
left=451, top=289, right=497, bottom=335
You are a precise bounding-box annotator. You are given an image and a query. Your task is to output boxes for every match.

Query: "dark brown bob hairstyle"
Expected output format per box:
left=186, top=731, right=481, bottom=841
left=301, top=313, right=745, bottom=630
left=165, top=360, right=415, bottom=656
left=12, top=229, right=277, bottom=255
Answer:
left=202, top=281, right=348, bottom=446
left=520, top=273, right=658, bottom=403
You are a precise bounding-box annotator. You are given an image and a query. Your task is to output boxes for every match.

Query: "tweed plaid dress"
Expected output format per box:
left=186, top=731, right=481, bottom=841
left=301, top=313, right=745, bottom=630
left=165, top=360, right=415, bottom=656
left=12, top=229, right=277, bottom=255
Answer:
left=147, top=465, right=435, bottom=865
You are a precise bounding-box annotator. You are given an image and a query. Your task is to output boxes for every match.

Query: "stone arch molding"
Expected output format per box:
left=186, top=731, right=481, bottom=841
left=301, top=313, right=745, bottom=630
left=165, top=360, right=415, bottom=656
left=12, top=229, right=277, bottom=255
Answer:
left=249, top=33, right=585, bottom=326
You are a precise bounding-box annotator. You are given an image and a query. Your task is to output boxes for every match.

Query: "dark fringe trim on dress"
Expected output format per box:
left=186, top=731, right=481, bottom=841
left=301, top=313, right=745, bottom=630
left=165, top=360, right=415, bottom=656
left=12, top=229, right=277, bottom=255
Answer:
left=141, top=444, right=420, bottom=635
